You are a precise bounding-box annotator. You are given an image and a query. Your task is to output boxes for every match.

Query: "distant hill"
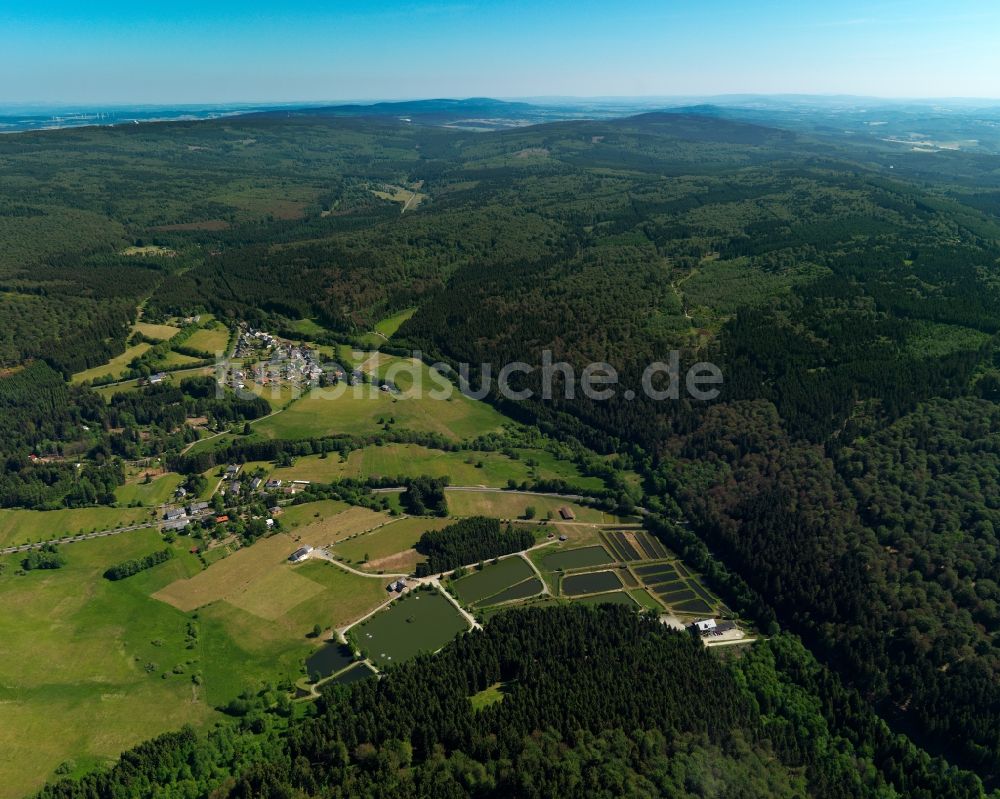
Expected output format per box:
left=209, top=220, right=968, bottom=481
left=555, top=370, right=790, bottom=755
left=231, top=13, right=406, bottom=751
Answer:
left=249, top=97, right=590, bottom=129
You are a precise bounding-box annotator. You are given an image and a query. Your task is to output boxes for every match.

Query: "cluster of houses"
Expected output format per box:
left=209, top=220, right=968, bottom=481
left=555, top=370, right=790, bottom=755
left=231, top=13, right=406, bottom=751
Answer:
left=224, top=324, right=399, bottom=395
left=161, top=463, right=293, bottom=533
left=162, top=500, right=213, bottom=532
left=229, top=325, right=339, bottom=391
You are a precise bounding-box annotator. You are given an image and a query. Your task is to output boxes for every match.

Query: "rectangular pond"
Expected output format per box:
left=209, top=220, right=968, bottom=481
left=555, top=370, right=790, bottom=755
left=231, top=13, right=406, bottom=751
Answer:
left=562, top=570, right=624, bottom=596
left=542, top=545, right=613, bottom=571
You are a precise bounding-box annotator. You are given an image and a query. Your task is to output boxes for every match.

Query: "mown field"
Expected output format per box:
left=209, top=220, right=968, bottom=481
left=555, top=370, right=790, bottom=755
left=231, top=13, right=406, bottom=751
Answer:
left=184, top=323, right=230, bottom=355
left=133, top=321, right=180, bottom=341
left=331, top=515, right=451, bottom=569
left=282, top=504, right=394, bottom=549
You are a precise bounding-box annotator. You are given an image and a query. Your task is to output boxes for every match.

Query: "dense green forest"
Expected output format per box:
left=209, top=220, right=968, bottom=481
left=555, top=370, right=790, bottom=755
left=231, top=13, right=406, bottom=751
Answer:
left=5, top=107, right=1000, bottom=794
left=34, top=606, right=994, bottom=799
left=414, top=516, right=535, bottom=575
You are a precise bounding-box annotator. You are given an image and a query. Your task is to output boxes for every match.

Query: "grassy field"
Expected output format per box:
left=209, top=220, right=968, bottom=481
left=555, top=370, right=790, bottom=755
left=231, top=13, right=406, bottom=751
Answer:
left=374, top=308, right=416, bottom=338
left=286, top=318, right=328, bottom=338
left=273, top=443, right=607, bottom=492
left=70, top=342, right=152, bottom=384
left=279, top=499, right=350, bottom=529
left=0, top=530, right=216, bottom=799
left=283, top=505, right=394, bottom=549
left=115, top=471, right=184, bottom=506
left=252, top=360, right=509, bottom=442
left=451, top=556, right=535, bottom=605
left=572, top=591, right=638, bottom=608
left=272, top=443, right=596, bottom=489
left=446, top=491, right=629, bottom=524
left=371, top=184, right=427, bottom=212
left=350, top=587, right=469, bottom=668
left=196, top=557, right=388, bottom=702
left=185, top=323, right=230, bottom=356
left=134, top=321, right=180, bottom=340
left=153, top=534, right=308, bottom=613
left=331, top=516, right=451, bottom=569
left=153, top=350, right=203, bottom=369
left=0, top=506, right=153, bottom=548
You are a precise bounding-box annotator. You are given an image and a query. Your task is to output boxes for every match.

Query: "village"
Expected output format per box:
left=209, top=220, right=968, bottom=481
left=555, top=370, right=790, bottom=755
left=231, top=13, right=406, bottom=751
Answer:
left=222, top=324, right=398, bottom=398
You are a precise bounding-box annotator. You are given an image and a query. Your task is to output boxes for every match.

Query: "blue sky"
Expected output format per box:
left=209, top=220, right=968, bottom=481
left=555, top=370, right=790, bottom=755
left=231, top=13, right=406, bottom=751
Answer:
left=2, top=0, right=999, bottom=103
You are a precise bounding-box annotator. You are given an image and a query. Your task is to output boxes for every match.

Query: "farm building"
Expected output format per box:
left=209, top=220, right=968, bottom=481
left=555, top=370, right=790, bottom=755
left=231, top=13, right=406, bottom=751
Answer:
left=387, top=579, right=407, bottom=593
left=164, top=507, right=186, bottom=521
left=558, top=506, right=576, bottom=520
left=289, top=546, right=313, bottom=563
left=163, top=518, right=190, bottom=531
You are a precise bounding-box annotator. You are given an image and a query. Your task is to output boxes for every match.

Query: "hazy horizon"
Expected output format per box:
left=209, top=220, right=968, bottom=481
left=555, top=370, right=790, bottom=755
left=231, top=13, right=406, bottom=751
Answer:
left=3, top=0, right=999, bottom=104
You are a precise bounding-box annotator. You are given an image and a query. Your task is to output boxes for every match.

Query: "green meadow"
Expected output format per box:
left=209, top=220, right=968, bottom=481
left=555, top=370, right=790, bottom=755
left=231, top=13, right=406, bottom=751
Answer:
left=0, top=531, right=215, bottom=798
left=272, top=443, right=601, bottom=490
left=0, top=506, right=153, bottom=549
left=253, top=378, right=509, bottom=441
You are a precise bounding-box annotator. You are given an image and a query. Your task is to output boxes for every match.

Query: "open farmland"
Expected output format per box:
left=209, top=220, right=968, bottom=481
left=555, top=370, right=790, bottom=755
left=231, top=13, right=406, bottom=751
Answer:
left=184, top=323, right=230, bottom=355
left=0, top=531, right=216, bottom=798
left=152, top=350, right=203, bottom=369
left=349, top=587, right=469, bottom=668
left=252, top=360, right=509, bottom=441
left=252, top=388, right=507, bottom=441
left=0, top=506, right=152, bottom=549
left=153, top=534, right=310, bottom=612
left=284, top=505, right=394, bottom=549
left=331, top=515, right=451, bottom=568
left=134, top=321, right=180, bottom=341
